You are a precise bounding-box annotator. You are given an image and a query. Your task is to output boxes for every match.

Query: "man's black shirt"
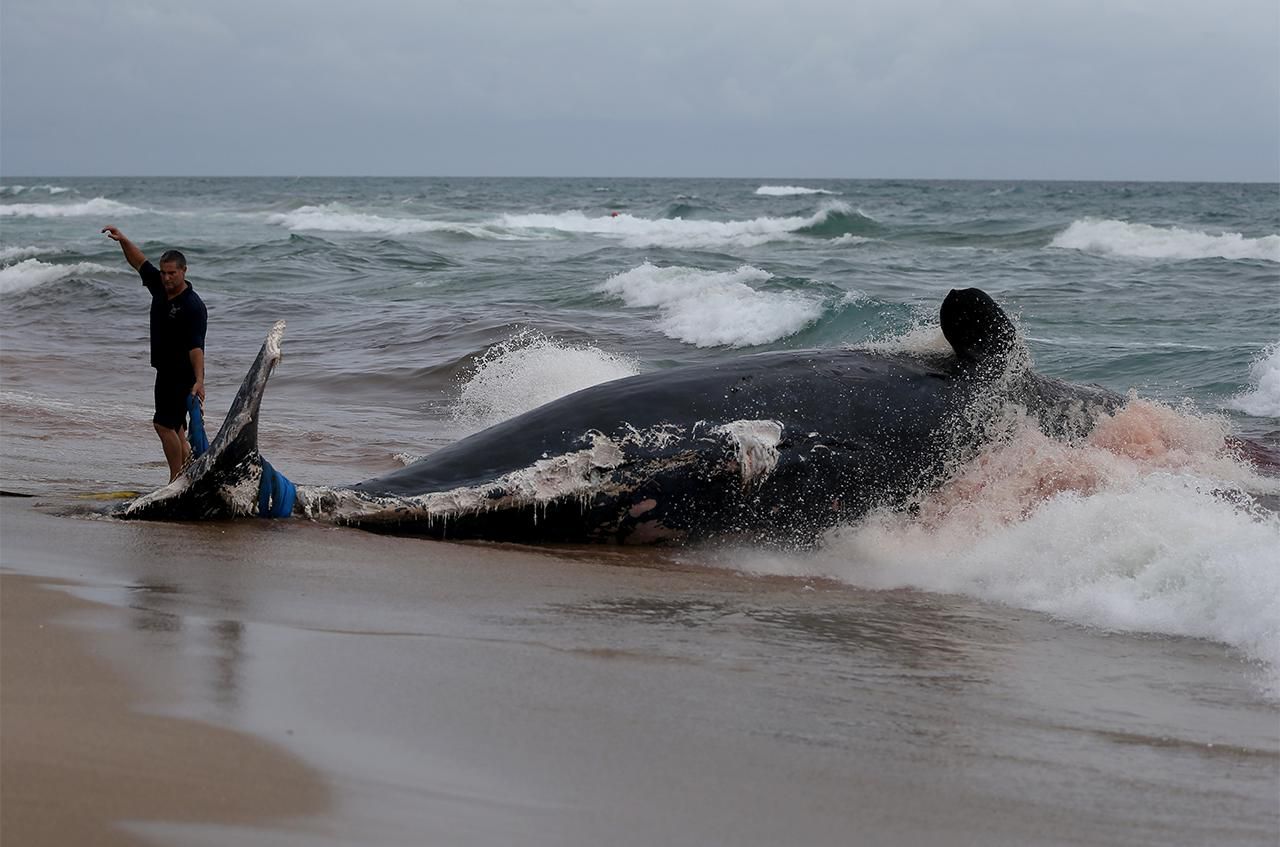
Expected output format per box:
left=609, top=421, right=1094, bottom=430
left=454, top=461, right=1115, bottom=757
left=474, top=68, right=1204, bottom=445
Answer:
left=140, top=260, right=207, bottom=377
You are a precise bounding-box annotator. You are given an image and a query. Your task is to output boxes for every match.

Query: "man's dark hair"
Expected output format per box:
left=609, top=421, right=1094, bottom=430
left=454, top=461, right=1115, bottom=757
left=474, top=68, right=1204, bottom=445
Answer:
left=159, top=249, right=187, bottom=269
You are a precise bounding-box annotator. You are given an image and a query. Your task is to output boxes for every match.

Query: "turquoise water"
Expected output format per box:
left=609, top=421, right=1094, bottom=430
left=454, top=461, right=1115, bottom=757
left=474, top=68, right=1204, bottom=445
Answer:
left=2, top=177, right=1278, bottom=695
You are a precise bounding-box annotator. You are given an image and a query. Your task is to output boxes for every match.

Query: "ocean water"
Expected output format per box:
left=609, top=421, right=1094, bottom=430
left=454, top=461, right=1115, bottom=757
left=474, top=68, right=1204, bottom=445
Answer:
left=2, top=176, right=1278, bottom=697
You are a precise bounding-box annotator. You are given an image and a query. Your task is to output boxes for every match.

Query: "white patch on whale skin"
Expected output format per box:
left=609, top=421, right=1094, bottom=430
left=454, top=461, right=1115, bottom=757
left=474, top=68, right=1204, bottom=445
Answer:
left=712, top=420, right=784, bottom=486
left=297, top=430, right=631, bottom=527
left=617, top=422, right=687, bottom=449
left=481, top=430, right=625, bottom=503
left=290, top=419, right=779, bottom=530
left=124, top=458, right=267, bottom=518
left=124, top=472, right=195, bottom=515
left=223, top=462, right=270, bottom=515
left=264, top=320, right=286, bottom=363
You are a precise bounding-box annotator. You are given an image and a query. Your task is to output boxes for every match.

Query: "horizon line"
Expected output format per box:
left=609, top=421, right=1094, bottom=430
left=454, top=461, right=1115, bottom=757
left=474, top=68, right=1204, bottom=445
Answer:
left=3, top=174, right=1278, bottom=185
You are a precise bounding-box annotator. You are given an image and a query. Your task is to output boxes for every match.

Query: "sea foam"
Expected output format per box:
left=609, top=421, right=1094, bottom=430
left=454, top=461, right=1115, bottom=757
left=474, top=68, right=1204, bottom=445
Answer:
left=266, top=204, right=520, bottom=239
left=0, top=259, right=114, bottom=294
left=0, top=197, right=142, bottom=218
left=0, top=184, right=71, bottom=196
left=755, top=185, right=838, bottom=196
left=0, top=245, right=48, bottom=262
left=727, top=400, right=1280, bottom=696
left=1051, top=218, right=1280, bottom=262
left=599, top=262, right=827, bottom=347
left=1228, top=344, right=1280, bottom=418
left=503, top=203, right=856, bottom=250
left=270, top=202, right=863, bottom=250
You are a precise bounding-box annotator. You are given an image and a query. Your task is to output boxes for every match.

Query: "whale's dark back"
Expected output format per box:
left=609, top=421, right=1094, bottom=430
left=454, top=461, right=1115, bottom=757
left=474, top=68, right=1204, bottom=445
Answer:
left=119, top=290, right=1124, bottom=542
left=349, top=348, right=978, bottom=543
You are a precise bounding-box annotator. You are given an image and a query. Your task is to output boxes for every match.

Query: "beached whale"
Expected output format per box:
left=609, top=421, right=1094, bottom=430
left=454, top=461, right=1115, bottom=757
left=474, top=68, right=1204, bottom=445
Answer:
left=121, top=289, right=1123, bottom=544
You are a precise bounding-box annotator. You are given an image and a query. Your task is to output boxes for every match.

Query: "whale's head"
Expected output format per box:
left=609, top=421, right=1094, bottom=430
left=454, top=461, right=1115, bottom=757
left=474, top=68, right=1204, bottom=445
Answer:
left=940, top=288, right=1019, bottom=365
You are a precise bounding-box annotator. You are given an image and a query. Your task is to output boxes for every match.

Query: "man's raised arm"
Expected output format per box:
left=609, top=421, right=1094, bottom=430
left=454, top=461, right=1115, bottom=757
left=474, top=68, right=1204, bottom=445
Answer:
left=102, top=226, right=147, bottom=270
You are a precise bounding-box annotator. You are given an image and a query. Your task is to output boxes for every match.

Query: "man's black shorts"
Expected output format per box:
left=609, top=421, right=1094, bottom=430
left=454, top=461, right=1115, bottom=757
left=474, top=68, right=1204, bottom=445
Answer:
left=153, top=371, right=193, bottom=431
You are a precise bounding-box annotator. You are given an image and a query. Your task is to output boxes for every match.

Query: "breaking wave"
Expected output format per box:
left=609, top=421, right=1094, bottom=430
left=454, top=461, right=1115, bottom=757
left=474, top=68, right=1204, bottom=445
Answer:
left=0, top=259, right=115, bottom=294
left=453, top=330, right=641, bottom=431
left=0, top=245, right=48, bottom=262
left=1051, top=218, right=1280, bottom=262
left=0, top=197, right=142, bottom=218
left=755, top=185, right=838, bottom=196
left=265, top=204, right=526, bottom=239
left=269, top=202, right=874, bottom=250
left=727, top=399, right=1280, bottom=697
left=0, top=184, right=71, bottom=196
left=1228, top=344, right=1280, bottom=418
left=599, top=262, right=828, bottom=347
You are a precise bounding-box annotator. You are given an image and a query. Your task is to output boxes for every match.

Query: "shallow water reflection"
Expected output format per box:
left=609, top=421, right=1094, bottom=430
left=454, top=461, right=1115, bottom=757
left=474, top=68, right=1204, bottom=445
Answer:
left=555, top=589, right=1008, bottom=691
left=126, top=579, right=246, bottom=710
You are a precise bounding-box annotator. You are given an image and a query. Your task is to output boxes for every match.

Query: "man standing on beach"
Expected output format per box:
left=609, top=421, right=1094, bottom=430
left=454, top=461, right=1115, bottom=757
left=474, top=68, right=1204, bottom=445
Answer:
left=102, top=226, right=208, bottom=482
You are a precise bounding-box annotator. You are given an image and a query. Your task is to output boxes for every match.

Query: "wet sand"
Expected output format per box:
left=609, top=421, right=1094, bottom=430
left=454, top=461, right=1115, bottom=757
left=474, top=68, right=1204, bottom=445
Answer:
left=1, top=573, right=330, bottom=846
left=1, top=497, right=1277, bottom=846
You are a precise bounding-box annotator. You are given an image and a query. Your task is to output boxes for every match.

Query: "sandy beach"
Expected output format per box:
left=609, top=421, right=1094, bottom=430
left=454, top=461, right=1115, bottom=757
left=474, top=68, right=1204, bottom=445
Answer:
left=1, top=572, right=329, bottom=846
left=2, top=495, right=1276, bottom=846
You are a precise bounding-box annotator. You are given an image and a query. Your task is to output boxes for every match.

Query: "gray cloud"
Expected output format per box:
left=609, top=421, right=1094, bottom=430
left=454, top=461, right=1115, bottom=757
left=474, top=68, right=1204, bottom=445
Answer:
left=2, top=0, right=1276, bottom=179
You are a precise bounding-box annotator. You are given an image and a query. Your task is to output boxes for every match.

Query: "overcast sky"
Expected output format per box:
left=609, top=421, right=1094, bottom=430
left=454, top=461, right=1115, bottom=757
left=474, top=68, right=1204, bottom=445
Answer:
left=2, top=0, right=1277, bottom=180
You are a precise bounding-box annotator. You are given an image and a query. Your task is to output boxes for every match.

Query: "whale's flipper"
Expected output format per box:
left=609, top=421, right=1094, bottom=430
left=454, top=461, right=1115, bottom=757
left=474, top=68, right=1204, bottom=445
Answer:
left=122, top=322, right=286, bottom=520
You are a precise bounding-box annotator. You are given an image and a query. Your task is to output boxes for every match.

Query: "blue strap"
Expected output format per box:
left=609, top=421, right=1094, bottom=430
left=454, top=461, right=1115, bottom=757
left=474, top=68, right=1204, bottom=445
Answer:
left=257, top=458, right=297, bottom=518
left=186, top=394, right=209, bottom=458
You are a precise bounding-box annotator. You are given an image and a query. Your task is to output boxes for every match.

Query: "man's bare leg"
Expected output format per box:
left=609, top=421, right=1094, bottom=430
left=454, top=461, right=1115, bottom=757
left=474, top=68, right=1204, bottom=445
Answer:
left=154, top=423, right=190, bottom=482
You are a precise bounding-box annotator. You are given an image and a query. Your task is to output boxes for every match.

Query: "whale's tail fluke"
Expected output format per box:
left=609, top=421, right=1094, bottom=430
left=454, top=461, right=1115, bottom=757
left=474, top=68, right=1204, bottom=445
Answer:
left=122, top=322, right=287, bottom=520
